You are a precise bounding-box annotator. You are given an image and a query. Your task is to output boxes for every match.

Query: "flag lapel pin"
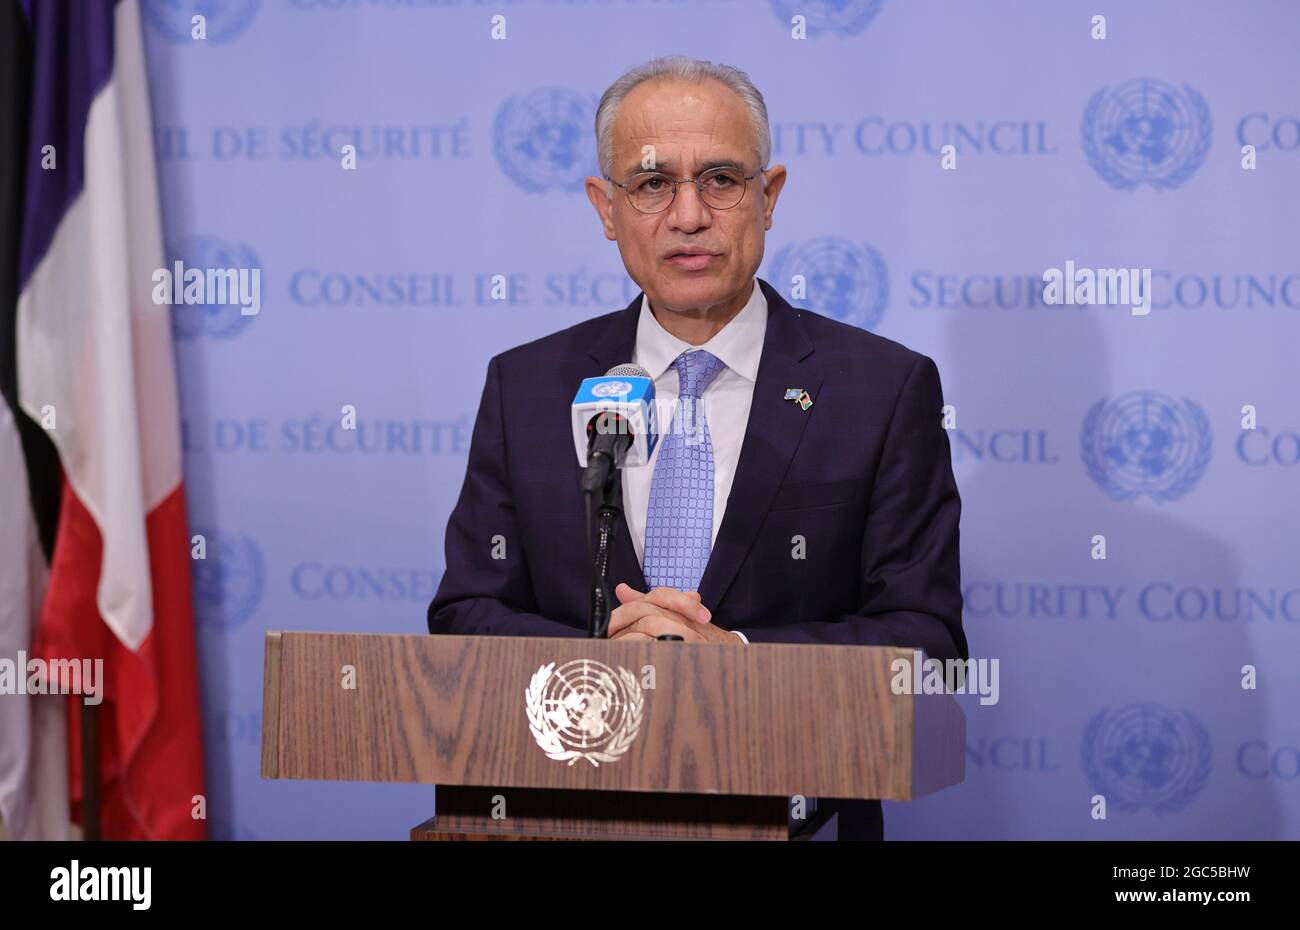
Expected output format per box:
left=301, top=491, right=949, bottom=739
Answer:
left=784, top=388, right=813, bottom=411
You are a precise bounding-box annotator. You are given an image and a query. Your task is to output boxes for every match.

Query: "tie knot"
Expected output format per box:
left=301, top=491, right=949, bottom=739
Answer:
left=672, top=349, right=725, bottom=399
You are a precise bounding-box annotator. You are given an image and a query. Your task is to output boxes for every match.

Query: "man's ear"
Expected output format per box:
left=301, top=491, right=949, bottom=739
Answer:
left=584, top=175, right=618, bottom=240
left=760, top=164, right=788, bottom=231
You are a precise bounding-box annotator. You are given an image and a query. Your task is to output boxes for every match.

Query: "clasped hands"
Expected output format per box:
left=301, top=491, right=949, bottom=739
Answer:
left=608, top=583, right=743, bottom=644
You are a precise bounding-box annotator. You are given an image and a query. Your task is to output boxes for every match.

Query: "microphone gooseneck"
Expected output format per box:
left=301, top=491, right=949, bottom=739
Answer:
left=578, top=363, right=651, bottom=638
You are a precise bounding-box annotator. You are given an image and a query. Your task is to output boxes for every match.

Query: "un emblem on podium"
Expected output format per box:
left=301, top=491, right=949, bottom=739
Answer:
left=526, top=660, right=644, bottom=766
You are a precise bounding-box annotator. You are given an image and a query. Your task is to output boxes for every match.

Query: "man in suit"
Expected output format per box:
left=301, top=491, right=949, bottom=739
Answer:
left=428, top=56, right=968, bottom=840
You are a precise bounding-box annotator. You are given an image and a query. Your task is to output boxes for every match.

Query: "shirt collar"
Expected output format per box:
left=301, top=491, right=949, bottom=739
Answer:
left=633, top=277, right=767, bottom=383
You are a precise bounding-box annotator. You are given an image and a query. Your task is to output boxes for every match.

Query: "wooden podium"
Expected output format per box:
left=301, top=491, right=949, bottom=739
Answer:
left=261, top=631, right=965, bottom=840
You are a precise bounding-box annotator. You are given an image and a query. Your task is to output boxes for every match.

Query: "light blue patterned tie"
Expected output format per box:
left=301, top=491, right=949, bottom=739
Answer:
left=644, top=349, right=726, bottom=591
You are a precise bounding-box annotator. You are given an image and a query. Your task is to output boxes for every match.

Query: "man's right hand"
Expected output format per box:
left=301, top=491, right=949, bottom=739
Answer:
left=608, top=584, right=712, bottom=640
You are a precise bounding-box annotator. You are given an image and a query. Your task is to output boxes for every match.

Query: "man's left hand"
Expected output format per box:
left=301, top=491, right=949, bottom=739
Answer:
left=610, top=584, right=743, bottom=643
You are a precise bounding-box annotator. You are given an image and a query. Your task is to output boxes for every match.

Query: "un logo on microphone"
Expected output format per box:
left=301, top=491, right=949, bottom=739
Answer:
left=494, top=88, right=599, bottom=194
left=592, top=381, right=635, bottom=398
left=1082, top=78, right=1212, bottom=191
left=1081, top=391, right=1211, bottom=503
left=768, top=237, right=889, bottom=332
left=1082, top=703, right=1212, bottom=814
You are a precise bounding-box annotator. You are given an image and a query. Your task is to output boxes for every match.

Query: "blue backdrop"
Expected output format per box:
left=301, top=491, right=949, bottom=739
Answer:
left=140, top=0, right=1300, bottom=839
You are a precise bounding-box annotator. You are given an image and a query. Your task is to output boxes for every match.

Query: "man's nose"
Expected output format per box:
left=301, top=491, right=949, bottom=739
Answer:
left=665, top=182, right=710, bottom=232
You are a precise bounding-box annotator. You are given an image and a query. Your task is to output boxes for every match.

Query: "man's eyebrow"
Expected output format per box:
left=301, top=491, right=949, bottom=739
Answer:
left=619, top=158, right=747, bottom=177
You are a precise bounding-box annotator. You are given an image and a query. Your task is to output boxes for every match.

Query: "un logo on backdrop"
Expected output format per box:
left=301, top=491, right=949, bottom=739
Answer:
left=167, top=236, right=261, bottom=340
left=192, top=530, right=265, bottom=630
left=494, top=89, right=599, bottom=193
left=768, top=0, right=884, bottom=36
left=768, top=238, right=889, bottom=331
left=1081, top=391, right=1211, bottom=502
left=1082, top=703, right=1212, bottom=814
left=1082, top=78, right=1212, bottom=190
left=141, top=0, right=260, bottom=43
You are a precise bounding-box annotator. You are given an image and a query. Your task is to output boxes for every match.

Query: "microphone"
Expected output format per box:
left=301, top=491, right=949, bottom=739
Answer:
left=572, top=364, right=656, bottom=638
left=571, top=363, right=658, bottom=494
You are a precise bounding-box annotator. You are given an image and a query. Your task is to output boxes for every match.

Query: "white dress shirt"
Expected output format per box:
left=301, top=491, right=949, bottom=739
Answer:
left=622, top=277, right=767, bottom=643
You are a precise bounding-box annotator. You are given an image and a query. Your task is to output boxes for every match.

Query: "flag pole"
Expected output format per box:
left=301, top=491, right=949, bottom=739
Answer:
left=81, top=701, right=100, bottom=840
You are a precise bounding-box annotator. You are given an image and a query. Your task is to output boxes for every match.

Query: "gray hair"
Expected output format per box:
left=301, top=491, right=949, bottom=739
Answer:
left=594, top=55, right=772, bottom=187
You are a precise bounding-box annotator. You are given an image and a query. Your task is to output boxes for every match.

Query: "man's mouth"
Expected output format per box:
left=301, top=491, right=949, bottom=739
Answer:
left=663, top=249, right=720, bottom=270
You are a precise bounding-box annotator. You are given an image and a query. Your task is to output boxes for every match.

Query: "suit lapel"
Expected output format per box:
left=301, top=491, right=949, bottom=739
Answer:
left=698, top=279, right=822, bottom=609
left=584, top=292, right=648, bottom=593
left=587, top=292, right=642, bottom=373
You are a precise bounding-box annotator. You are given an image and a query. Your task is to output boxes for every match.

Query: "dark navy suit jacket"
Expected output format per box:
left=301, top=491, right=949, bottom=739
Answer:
left=428, top=277, right=969, bottom=839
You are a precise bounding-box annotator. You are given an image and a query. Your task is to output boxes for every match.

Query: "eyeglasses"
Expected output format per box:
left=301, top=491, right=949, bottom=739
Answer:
left=606, top=165, right=765, bottom=214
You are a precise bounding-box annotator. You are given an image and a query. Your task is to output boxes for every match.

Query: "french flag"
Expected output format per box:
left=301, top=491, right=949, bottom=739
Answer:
left=0, top=0, right=206, bottom=840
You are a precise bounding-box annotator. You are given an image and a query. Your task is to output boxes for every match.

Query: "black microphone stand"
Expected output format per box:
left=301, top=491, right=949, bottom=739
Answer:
left=584, top=456, right=623, bottom=638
